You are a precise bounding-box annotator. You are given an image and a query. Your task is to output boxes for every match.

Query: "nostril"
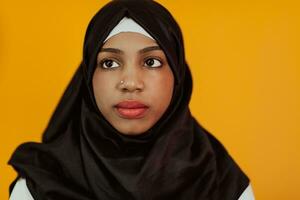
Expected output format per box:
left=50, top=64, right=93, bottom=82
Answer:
left=118, top=79, right=144, bottom=92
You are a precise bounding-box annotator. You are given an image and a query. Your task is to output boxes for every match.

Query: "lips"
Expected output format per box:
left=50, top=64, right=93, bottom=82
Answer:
left=115, top=100, right=149, bottom=119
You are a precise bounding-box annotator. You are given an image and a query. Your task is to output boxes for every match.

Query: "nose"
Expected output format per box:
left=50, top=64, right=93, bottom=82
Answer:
left=117, top=66, right=144, bottom=93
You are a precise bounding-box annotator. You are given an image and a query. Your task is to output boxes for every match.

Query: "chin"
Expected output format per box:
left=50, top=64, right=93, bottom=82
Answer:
left=117, top=126, right=149, bottom=136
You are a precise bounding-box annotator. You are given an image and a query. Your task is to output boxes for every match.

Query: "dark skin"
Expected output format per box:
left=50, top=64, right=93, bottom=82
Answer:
left=92, top=32, right=174, bottom=135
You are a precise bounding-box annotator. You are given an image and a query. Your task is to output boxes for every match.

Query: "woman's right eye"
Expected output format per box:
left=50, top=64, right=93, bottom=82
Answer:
left=99, top=59, right=120, bottom=69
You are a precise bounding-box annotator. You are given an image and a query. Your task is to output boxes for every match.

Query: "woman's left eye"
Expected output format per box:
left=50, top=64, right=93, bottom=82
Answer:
left=144, top=58, right=162, bottom=68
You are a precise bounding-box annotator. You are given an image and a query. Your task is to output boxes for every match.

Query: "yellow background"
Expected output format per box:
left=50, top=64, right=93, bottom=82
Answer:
left=1, top=0, right=300, bottom=199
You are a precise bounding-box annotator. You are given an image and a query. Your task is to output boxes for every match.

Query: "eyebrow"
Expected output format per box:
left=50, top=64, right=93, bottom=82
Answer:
left=100, top=46, right=162, bottom=54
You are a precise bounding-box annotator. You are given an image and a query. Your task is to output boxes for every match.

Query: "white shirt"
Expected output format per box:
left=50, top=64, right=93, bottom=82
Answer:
left=10, top=178, right=255, bottom=200
left=10, top=178, right=34, bottom=200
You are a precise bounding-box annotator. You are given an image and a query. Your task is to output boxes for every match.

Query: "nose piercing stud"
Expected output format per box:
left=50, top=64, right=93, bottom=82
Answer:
left=120, top=80, right=124, bottom=84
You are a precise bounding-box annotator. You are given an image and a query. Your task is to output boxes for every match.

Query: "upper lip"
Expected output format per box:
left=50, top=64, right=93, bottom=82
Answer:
left=115, top=100, right=149, bottom=109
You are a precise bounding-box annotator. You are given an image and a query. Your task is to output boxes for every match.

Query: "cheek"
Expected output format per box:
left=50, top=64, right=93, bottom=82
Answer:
left=92, top=71, right=114, bottom=108
left=148, top=70, right=174, bottom=111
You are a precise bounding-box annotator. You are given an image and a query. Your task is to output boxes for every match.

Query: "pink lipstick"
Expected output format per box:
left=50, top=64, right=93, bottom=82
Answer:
left=115, top=100, right=149, bottom=119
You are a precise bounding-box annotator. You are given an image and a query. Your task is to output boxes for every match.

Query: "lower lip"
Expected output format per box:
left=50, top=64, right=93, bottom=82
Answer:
left=115, top=107, right=148, bottom=119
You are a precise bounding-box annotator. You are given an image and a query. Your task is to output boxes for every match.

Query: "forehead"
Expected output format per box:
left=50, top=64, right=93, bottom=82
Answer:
left=101, top=32, right=158, bottom=48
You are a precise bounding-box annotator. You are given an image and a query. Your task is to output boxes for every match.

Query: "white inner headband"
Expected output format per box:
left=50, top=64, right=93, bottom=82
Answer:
left=103, top=16, right=154, bottom=42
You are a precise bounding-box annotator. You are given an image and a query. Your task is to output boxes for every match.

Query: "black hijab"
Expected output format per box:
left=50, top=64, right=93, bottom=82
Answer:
left=8, top=0, right=250, bottom=199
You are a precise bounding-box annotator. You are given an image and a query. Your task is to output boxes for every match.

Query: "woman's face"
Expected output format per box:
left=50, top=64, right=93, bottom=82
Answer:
left=92, top=32, right=174, bottom=136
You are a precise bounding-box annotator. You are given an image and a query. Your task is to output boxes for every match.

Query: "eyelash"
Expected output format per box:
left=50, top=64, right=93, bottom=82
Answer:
left=98, top=57, right=163, bottom=70
left=99, top=58, right=120, bottom=70
left=144, top=57, right=163, bottom=68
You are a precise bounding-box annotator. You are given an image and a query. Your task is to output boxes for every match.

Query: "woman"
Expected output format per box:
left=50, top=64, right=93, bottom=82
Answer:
left=8, top=0, right=255, bottom=199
